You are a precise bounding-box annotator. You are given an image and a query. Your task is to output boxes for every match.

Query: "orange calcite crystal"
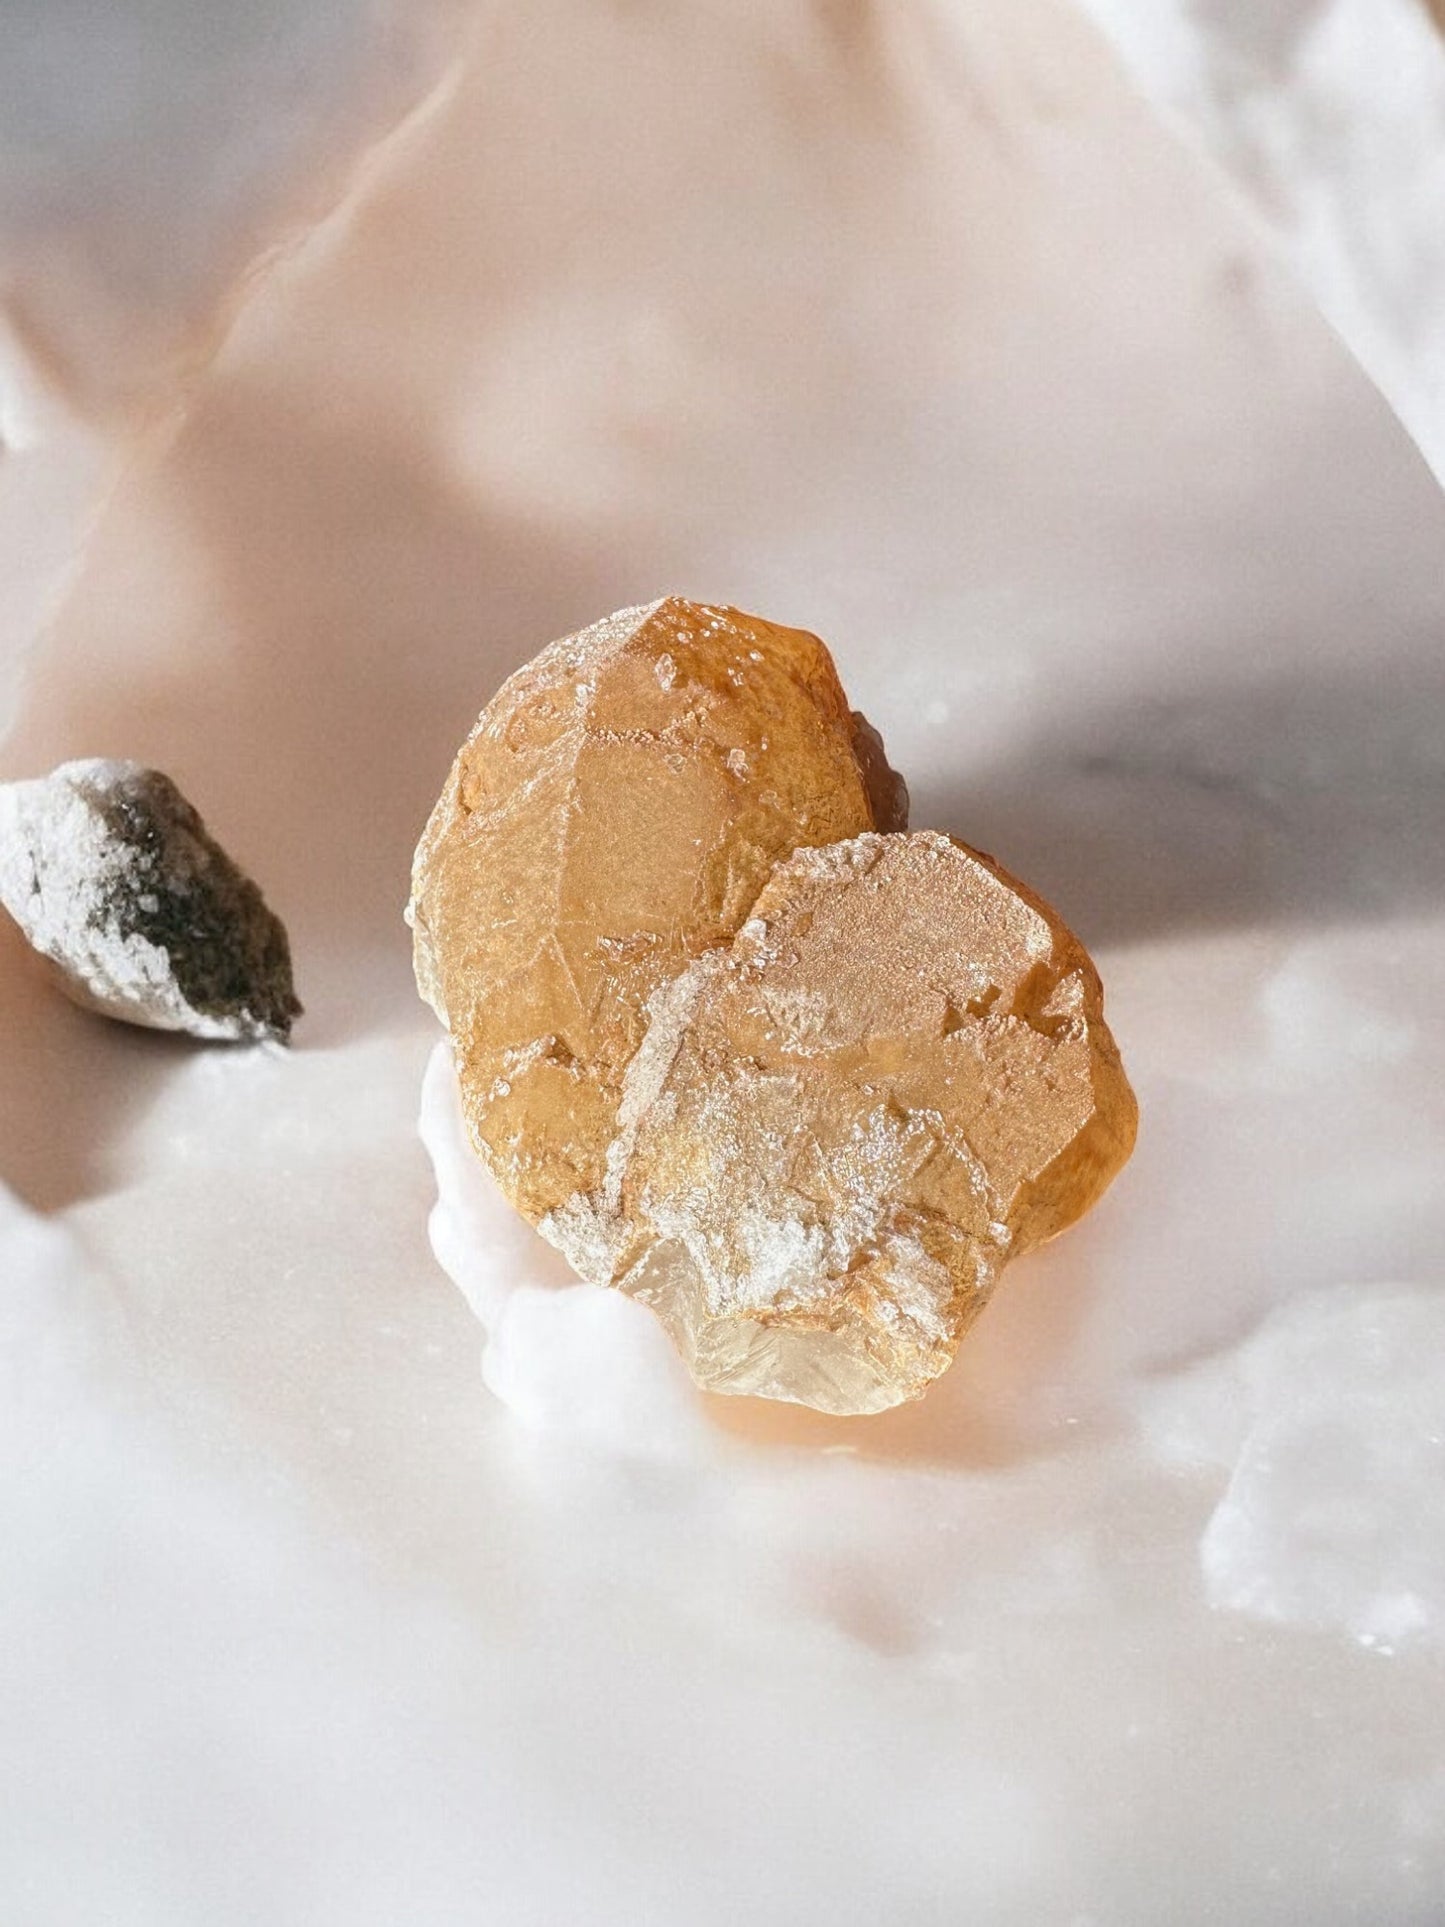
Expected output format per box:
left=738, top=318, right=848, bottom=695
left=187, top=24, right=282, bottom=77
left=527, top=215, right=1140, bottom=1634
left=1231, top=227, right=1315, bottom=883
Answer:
left=589, top=832, right=1137, bottom=1413
left=411, top=601, right=1136, bottom=1415
left=409, top=598, right=899, bottom=1225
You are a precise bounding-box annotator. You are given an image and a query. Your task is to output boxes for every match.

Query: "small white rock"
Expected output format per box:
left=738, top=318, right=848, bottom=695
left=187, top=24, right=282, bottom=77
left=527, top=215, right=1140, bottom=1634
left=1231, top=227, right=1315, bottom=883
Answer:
left=0, top=759, right=300, bottom=1043
left=1197, top=1284, right=1445, bottom=1650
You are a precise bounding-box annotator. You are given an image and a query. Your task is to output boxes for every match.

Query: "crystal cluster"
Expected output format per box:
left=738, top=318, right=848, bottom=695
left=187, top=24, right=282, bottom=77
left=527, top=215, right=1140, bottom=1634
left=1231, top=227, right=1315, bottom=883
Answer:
left=0, top=759, right=299, bottom=1042
left=410, top=599, right=1135, bottom=1413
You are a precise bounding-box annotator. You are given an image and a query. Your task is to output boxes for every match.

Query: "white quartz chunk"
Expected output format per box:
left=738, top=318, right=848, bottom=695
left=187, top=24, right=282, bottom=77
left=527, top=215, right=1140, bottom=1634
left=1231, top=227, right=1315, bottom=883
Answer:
left=0, top=758, right=299, bottom=1042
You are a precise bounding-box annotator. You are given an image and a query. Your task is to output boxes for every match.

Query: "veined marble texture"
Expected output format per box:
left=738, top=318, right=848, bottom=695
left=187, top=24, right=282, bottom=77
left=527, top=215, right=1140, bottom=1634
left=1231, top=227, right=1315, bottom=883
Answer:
left=1, top=3, right=1443, bottom=1922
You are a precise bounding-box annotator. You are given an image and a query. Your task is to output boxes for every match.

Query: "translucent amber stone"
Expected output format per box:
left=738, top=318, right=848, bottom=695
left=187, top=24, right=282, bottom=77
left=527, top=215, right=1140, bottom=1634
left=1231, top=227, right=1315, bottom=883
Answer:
left=591, top=832, right=1138, bottom=1414
left=412, top=602, right=1136, bottom=1416
left=409, top=598, right=901, bottom=1225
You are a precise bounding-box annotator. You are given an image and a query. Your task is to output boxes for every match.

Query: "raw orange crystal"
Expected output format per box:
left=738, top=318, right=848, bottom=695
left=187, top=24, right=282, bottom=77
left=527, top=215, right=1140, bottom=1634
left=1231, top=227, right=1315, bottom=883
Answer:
left=409, top=598, right=899, bottom=1225
left=587, top=832, right=1137, bottom=1412
left=411, top=601, right=1136, bottom=1414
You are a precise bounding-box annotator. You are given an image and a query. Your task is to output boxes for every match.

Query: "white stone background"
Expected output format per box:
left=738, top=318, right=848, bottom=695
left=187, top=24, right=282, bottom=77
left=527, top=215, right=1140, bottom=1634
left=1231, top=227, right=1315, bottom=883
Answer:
left=1, top=2, right=1444, bottom=1921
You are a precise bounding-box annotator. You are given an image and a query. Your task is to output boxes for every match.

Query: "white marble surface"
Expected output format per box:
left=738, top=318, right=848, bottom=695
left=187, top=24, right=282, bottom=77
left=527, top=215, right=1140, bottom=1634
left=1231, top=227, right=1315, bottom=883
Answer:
left=2, top=2, right=1444, bottom=1921
left=1081, top=0, right=1445, bottom=480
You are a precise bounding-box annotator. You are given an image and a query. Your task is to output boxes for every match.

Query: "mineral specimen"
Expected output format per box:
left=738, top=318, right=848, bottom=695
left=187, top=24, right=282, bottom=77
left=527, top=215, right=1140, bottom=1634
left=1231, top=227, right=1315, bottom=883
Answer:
left=409, top=597, right=902, bottom=1225
left=583, top=832, right=1137, bottom=1413
left=0, top=759, right=300, bottom=1042
left=412, top=600, right=1135, bottom=1414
